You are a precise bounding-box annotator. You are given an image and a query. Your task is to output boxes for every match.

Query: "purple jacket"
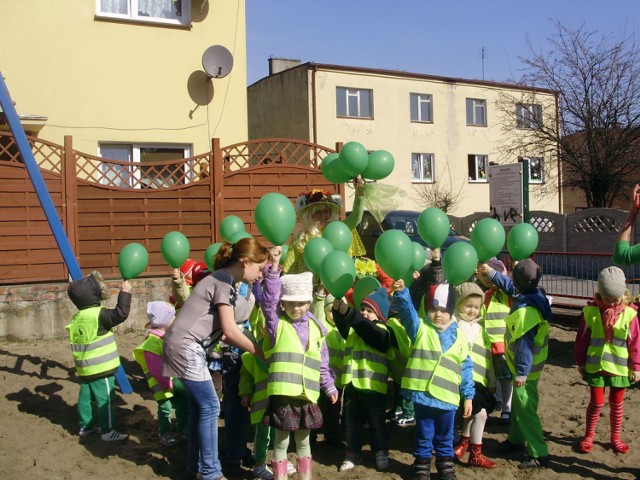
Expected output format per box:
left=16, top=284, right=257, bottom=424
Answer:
left=262, top=268, right=337, bottom=398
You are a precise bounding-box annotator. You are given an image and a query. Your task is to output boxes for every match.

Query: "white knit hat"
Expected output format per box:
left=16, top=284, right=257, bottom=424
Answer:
left=280, top=272, right=313, bottom=302
left=597, top=266, right=627, bottom=299
left=147, top=301, right=175, bottom=328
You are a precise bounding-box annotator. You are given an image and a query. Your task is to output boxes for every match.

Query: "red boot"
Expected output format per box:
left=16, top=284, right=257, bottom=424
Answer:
left=468, top=443, right=496, bottom=469
left=454, top=435, right=470, bottom=460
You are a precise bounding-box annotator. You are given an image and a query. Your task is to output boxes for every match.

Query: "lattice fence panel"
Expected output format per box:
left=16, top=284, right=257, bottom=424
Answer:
left=573, top=215, right=620, bottom=233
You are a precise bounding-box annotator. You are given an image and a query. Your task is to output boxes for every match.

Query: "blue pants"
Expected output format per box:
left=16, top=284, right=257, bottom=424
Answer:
left=413, top=403, right=455, bottom=460
left=222, top=362, right=250, bottom=464
left=182, top=378, right=222, bottom=480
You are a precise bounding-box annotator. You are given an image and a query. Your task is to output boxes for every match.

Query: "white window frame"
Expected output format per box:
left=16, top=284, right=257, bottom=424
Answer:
left=466, top=98, right=487, bottom=126
left=411, top=153, right=435, bottom=183
left=98, top=143, right=193, bottom=188
left=523, top=156, right=544, bottom=184
left=468, top=154, right=488, bottom=182
left=410, top=93, right=433, bottom=123
left=336, top=87, right=373, bottom=119
left=516, top=103, right=543, bottom=129
left=96, top=0, right=191, bottom=27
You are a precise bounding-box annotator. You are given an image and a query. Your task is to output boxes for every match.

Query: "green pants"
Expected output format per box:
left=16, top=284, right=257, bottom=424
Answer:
left=252, top=422, right=274, bottom=465
left=157, top=378, right=189, bottom=435
left=508, top=378, right=548, bottom=458
left=78, top=375, right=116, bottom=432
left=394, top=382, right=414, bottom=417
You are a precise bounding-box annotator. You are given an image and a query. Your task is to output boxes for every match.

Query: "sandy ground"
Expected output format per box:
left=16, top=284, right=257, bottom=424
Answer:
left=1, top=314, right=639, bottom=480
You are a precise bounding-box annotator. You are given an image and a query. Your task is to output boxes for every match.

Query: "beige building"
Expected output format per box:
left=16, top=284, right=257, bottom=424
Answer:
left=0, top=0, right=247, bottom=168
left=249, top=59, right=562, bottom=216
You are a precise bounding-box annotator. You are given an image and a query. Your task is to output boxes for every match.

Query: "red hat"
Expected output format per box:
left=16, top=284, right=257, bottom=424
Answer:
left=192, top=262, right=211, bottom=285
left=425, top=283, right=453, bottom=313
left=180, top=258, right=198, bottom=276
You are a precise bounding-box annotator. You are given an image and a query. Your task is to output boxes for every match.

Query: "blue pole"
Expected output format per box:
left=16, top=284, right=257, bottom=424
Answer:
left=0, top=72, right=132, bottom=393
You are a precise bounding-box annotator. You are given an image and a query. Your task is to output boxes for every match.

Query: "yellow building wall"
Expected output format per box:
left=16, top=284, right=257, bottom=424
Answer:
left=310, top=69, right=560, bottom=216
left=0, top=0, right=247, bottom=155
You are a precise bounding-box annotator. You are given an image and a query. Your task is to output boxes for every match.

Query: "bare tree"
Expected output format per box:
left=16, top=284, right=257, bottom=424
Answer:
left=497, top=21, right=640, bottom=208
left=415, top=162, right=464, bottom=213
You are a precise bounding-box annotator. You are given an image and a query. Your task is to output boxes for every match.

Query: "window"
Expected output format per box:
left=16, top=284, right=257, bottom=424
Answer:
left=97, top=0, right=190, bottom=26
left=524, top=157, right=544, bottom=183
left=516, top=103, right=543, bottom=129
left=466, top=98, right=487, bottom=126
left=411, top=153, right=434, bottom=182
left=99, top=143, right=192, bottom=188
left=410, top=93, right=433, bottom=123
left=336, top=87, right=373, bottom=118
left=468, top=154, right=488, bottom=182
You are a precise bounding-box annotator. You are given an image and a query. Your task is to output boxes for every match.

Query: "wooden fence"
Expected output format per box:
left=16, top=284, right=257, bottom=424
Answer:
left=0, top=133, right=340, bottom=285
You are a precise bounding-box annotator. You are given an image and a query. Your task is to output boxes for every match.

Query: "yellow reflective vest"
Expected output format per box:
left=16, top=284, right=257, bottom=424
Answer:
left=386, top=317, right=411, bottom=384
left=481, top=291, right=511, bottom=344
left=402, top=322, right=470, bottom=405
left=341, top=322, right=391, bottom=395
left=463, top=325, right=493, bottom=387
left=133, top=332, right=173, bottom=401
left=583, top=305, right=634, bottom=376
left=504, top=306, right=549, bottom=380
left=240, top=351, right=270, bottom=424
left=264, top=317, right=324, bottom=403
left=325, top=325, right=346, bottom=389
left=66, top=307, right=120, bottom=378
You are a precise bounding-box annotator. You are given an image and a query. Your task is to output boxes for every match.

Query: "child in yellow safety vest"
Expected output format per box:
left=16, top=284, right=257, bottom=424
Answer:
left=477, top=258, right=551, bottom=470
left=451, top=282, right=497, bottom=469
left=261, top=247, right=338, bottom=480
left=477, top=257, right=513, bottom=425
left=574, top=266, right=640, bottom=454
left=392, top=278, right=474, bottom=480
left=133, top=301, right=188, bottom=447
left=332, top=287, right=395, bottom=473
left=66, top=271, right=131, bottom=442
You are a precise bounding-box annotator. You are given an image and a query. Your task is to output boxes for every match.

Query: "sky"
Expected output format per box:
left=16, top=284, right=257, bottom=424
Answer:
left=246, top=0, right=640, bottom=87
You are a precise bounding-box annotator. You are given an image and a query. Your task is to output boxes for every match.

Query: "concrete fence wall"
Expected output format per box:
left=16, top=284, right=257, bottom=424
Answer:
left=0, top=277, right=170, bottom=339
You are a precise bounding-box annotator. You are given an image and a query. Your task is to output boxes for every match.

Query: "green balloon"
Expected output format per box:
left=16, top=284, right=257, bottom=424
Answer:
left=321, top=153, right=352, bottom=184
left=338, top=141, right=368, bottom=177
left=161, top=231, right=190, bottom=268
left=320, top=250, right=356, bottom=299
left=411, top=242, right=427, bottom=271
left=417, top=208, right=450, bottom=248
left=255, top=192, right=296, bottom=246
left=118, top=242, right=148, bottom=280
left=220, top=215, right=245, bottom=242
left=303, top=237, right=335, bottom=275
left=442, top=242, right=479, bottom=286
left=374, top=229, right=413, bottom=280
left=322, top=221, right=353, bottom=252
left=507, top=223, right=539, bottom=260
left=362, top=150, right=394, bottom=180
left=229, top=230, right=253, bottom=244
left=352, top=276, right=381, bottom=308
left=279, top=244, right=289, bottom=265
left=204, top=242, right=222, bottom=271
left=471, top=218, right=506, bottom=262
left=401, top=267, right=415, bottom=288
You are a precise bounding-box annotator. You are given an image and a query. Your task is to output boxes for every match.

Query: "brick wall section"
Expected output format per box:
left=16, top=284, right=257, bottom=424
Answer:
left=0, top=276, right=171, bottom=339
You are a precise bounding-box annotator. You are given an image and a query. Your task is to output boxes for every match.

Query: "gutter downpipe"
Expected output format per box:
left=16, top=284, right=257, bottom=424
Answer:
left=555, top=91, right=563, bottom=213
left=311, top=64, right=318, bottom=145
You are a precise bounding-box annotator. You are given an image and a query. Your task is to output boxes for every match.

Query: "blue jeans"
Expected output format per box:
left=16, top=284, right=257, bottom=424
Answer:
left=413, top=403, right=455, bottom=460
left=344, top=385, right=388, bottom=454
left=221, top=361, right=250, bottom=464
left=182, top=378, right=222, bottom=480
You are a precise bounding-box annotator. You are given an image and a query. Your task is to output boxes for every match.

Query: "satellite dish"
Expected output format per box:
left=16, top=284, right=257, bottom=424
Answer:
left=202, top=45, right=234, bottom=79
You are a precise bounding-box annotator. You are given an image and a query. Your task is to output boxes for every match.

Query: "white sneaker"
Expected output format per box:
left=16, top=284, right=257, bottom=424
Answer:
left=375, top=450, right=389, bottom=470
left=286, top=460, right=297, bottom=475
left=100, top=430, right=128, bottom=442
left=252, top=464, right=273, bottom=480
left=339, top=456, right=362, bottom=472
